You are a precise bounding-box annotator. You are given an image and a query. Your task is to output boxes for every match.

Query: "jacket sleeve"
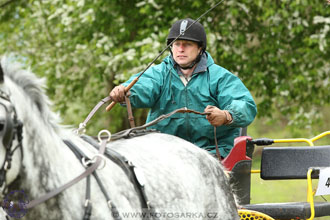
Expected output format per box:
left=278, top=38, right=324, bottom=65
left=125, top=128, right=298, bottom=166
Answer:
left=122, top=64, right=163, bottom=108
left=212, top=67, right=257, bottom=127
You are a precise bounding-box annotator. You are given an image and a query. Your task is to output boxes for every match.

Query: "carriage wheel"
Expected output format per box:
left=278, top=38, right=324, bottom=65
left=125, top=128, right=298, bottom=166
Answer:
left=238, top=209, right=274, bottom=220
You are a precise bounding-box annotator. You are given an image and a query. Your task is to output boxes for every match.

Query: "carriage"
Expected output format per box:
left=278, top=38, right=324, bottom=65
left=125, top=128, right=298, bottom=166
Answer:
left=230, top=130, right=330, bottom=220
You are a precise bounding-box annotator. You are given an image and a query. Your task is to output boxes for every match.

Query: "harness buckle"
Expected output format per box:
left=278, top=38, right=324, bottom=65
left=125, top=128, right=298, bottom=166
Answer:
left=91, top=154, right=107, bottom=170
left=97, top=130, right=111, bottom=143
left=84, top=199, right=91, bottom=207
left=107, top=200, right=112, bottom=209
left=146, top=201, right=151, bottom=210
left=76, top=123, right=86, bottom=135
left=133, top=167, right=146, bottom=187
left=81, top=154, right=107, bottom=170
left=3, top=161, right=9, bottom=171
left=81, top=157, right=92, bottom=168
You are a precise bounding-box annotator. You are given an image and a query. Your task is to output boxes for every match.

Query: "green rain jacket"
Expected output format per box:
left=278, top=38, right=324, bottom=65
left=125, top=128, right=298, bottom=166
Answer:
left=122, top=52, right=257, bottom=157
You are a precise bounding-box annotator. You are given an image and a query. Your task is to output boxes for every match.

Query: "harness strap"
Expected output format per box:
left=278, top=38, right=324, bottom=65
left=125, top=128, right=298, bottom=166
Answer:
left=80, top=97, right=221, bottom=160
left=214, top=127, right=222, bottom=161
left=64, top=139, right=122, bottom=220
left=83, top=175, right=92, bottom=220
left=63, top=139, right=93, bottom=220
left=25, top=137, right=107, bottom=209
left=78, top=97, right=111, bottom=133
left=108, top=107, right=210, bottom=140
left=98, top=107, right=222, bottom=160
left=0, top=119, right=23, bottom=190
left=80, top=135, right=159, bottom=220
left=92, top=172, right=121, bottom=220
left=125, top=96, right=135, bottom=128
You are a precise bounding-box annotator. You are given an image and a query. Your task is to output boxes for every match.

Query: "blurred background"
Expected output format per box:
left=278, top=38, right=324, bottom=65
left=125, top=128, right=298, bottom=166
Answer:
left=1, top=0, right=329, bottom=217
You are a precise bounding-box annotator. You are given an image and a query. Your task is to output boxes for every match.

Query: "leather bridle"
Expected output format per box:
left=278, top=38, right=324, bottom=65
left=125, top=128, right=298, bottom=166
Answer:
left=0, top=89, right=23, bottom=193
left=0, top=87, right=109, bottom=219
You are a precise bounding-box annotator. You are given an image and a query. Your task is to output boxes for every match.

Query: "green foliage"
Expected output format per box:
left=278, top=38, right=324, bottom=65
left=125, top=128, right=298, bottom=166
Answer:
left=0, top=0, right=329, bottom=134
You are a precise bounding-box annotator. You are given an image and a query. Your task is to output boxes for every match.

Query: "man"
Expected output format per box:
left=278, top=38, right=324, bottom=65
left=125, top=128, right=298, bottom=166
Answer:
left=110, top=18, right=257, bottom=158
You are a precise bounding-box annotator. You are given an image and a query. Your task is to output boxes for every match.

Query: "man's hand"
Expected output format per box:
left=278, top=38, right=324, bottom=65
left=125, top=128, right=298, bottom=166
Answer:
left=204, top=105, right=232, bottom=127
left=109, top=85, right=128, bottom=103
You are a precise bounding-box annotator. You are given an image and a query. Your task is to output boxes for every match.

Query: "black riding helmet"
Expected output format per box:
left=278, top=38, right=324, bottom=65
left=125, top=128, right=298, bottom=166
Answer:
left=167, top=18, right=207, bottom=69
left=167, top=18, right=207, bottom=52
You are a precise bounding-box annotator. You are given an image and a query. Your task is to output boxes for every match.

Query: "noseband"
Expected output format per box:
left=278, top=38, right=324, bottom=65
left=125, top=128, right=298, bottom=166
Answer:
left=0, top=89, right=23, bottom=192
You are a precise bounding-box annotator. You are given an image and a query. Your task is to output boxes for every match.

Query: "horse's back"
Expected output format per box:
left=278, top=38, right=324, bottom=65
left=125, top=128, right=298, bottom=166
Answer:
left=108, top=133, right=239, bottom=219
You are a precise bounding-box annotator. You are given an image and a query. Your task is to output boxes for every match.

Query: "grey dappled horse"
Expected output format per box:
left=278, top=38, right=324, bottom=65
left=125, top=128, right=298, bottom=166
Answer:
left=0, top=57, right=239, bottom=220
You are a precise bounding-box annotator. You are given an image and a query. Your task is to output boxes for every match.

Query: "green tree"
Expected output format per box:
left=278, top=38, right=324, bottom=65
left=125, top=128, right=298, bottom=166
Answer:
left=0, top=0, right=329, bottom=135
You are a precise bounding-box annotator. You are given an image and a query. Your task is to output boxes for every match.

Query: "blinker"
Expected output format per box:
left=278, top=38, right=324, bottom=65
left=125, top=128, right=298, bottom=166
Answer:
left=0, top=99, right=14, bottom=150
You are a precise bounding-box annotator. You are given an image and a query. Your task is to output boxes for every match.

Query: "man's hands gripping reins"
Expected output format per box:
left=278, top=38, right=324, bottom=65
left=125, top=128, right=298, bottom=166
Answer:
left=109, top=86, right=233, bottom=127
left=109, top=85, right=130, bottom=103
left=204, top=105, right=233, bottom=127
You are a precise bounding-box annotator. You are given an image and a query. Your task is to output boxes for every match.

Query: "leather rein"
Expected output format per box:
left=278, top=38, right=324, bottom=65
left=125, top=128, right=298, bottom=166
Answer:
left=78, top=97, right=222, bottom=161
left=0, top=92, right=221, bottom=220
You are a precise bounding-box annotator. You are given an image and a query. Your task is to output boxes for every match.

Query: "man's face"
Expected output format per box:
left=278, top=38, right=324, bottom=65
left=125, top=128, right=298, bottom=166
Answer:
left=171, top=40, right=201, bottom=68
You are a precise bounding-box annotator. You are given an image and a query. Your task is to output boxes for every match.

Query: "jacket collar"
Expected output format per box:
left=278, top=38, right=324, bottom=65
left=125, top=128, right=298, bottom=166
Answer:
left=165, top=52, right=214, bottom=74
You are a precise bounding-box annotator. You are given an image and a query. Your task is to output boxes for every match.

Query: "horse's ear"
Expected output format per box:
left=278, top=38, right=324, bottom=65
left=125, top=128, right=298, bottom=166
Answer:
left=0, top=62, right=3, bottom=83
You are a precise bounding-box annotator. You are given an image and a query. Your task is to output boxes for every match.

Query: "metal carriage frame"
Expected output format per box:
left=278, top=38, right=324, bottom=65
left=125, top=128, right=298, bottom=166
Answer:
left=226, top=131, right=330, bottom=220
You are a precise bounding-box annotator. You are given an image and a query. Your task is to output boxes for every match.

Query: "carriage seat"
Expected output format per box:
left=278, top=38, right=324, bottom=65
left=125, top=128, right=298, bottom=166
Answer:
left=260, top=145, right=330, bottom=179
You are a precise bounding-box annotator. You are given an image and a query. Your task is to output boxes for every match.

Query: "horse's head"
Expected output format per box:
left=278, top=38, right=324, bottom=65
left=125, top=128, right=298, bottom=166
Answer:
left=0, top=56, right=63, bottom=201
left=0, top=60, right=23, bottom=197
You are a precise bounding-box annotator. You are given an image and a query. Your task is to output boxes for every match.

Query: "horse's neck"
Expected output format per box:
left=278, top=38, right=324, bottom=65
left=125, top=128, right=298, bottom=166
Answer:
left=8, top=76, right=65, bottom=165
left=8, top=78, right=85, bottom=196
left=22, top=115, right=71, bottom=189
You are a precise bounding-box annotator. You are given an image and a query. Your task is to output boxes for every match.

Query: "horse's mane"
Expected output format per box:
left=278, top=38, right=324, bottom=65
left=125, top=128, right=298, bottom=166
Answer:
left=1, top=57, right=62, bottom=130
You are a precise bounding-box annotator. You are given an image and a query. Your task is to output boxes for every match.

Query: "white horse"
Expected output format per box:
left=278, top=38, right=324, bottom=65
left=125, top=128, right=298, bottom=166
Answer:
left=0, top=57, right=239, bottom=220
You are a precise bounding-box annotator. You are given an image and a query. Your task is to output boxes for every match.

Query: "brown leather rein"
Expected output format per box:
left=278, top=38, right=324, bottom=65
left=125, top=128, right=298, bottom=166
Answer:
left=21, top=97, right=221, bottom=209
left=78, top=97, right=222, bottom=161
